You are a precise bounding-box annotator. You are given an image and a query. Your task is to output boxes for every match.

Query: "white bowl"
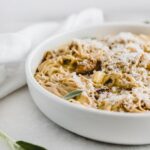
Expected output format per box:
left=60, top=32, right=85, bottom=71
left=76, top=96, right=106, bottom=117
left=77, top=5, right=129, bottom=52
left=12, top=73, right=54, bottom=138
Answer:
left=26, top=23, right=150, bottom=145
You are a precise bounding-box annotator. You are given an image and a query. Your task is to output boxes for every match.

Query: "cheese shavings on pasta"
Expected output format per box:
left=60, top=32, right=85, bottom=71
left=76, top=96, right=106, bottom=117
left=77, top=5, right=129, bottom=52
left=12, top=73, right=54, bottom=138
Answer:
left=35, top=33, right=150, bottom=113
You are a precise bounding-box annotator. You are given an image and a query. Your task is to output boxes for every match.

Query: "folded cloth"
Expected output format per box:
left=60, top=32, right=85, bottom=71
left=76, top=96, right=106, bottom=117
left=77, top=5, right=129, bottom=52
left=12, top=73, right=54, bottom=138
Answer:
left=0, top=8, right=103, bottom=99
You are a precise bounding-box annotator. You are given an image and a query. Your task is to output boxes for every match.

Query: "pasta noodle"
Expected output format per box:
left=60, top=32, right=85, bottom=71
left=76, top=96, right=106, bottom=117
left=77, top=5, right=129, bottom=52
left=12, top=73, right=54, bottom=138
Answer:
left=35, top=32, right=150, bottom=113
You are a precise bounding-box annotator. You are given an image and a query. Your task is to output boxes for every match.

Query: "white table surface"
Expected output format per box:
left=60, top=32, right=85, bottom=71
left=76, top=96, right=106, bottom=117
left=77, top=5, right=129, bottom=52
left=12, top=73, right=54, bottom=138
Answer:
left=1, top=1, right=150, bottom=148
left=1, top=86, right=150, bottom=150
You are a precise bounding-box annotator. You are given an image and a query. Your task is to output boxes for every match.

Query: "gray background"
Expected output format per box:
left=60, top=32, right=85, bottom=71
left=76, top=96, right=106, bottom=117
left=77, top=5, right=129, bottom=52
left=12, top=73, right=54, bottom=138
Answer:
left=1, top=0, right=150, bottom=32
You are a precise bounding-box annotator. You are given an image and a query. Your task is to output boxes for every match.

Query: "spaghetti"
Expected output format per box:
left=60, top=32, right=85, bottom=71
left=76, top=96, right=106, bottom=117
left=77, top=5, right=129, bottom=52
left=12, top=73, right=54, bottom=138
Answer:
left=35, top=32, right=150, bottom=113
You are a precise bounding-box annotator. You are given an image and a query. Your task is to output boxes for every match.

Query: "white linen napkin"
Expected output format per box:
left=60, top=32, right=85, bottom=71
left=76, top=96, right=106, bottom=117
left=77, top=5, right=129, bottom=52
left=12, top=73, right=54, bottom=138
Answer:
left=0, top=8, right=103, bottom=99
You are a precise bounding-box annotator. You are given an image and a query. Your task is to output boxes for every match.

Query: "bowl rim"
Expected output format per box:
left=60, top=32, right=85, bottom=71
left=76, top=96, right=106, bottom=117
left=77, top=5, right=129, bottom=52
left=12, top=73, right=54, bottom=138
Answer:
left=26, top=22, right=150, bottom=118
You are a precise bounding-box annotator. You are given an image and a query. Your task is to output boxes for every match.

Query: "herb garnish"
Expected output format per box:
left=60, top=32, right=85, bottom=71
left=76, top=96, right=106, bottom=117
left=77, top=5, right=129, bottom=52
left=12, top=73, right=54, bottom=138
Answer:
left=16, top=141, right=46, bottom=150
left=0, top=130, right=47, bottom=150
left=144, top=20, right=150, bottom=24
left=63, top=89, right=83, bottom=100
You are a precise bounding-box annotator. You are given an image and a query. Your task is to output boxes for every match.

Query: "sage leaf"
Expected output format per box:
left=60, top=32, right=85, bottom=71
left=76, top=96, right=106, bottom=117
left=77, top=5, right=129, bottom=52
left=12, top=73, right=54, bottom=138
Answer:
left=16, top=141, right=47, bottom=150
left=0, top=130, right=22, bottom=150
left=144, top=20, right=150, bottom=24
left=91, top=37, right=97, bottom=40
left=82, top=37, right=96, bottom=40
left=63, top=89, right=83, bottom=100
left=0, top=130, right=47, bottom=150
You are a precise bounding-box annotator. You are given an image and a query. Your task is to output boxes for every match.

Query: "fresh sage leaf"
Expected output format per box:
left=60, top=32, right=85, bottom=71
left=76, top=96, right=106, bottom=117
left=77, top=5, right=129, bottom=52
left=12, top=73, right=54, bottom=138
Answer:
left=0, top=130, right=22, bottom=150
left=63, top=89, right=83, bottom=100
left=144, top=20, right=150, bottom=24
left=0, top=130, right=47, bottom=150
left=16, top=141, right=47, bottom=150
left=82, top=37, right=96, bottom=40
left=90, top=37, right=97, bottom=40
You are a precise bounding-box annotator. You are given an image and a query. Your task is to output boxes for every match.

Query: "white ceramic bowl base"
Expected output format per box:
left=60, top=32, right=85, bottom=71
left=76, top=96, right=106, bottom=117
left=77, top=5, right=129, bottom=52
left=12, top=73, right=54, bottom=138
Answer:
left=26, top=23, right=150, bottom=145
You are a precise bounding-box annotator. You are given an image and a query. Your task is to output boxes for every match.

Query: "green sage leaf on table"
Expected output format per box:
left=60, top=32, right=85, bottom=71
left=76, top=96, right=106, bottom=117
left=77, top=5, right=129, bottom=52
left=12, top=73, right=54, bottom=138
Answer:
left=0, top=130, right=47, bottom=150
left=63, top=89, right=83, bottom=100
left=144, top=20, right=150, bottom=24
left=16, top=141, right=47, bottom=150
